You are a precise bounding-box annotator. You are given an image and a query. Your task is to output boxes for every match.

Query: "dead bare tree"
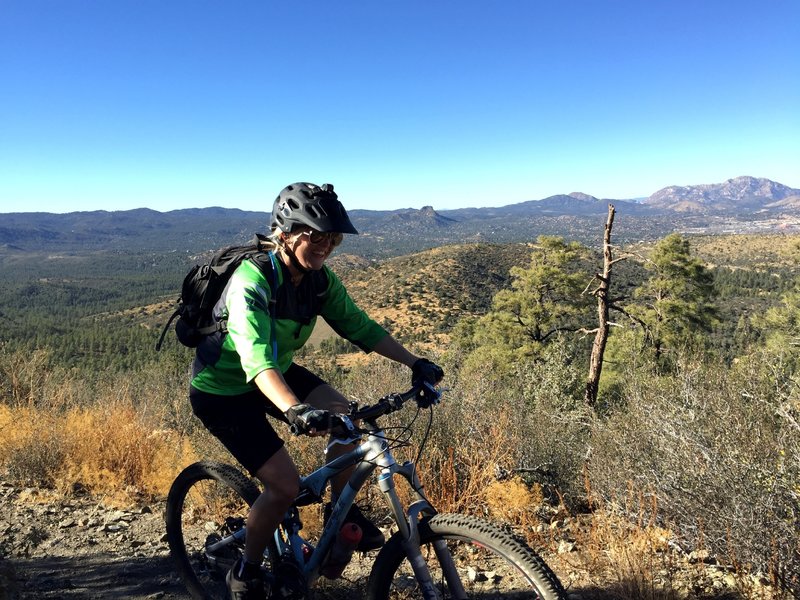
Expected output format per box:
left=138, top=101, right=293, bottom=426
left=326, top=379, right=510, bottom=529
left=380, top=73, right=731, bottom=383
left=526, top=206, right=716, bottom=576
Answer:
left=583, top=204, right=623, bottom=408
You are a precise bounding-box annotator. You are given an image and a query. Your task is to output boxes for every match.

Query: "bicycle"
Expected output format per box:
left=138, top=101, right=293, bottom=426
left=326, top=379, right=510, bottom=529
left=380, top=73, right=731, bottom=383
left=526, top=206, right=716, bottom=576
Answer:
left=165, top=382, right=567, bottom=599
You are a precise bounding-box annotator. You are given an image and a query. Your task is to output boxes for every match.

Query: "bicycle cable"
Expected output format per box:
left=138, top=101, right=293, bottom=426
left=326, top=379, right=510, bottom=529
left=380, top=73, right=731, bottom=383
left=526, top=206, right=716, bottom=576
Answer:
left=408, top=406, right=435, bottom=495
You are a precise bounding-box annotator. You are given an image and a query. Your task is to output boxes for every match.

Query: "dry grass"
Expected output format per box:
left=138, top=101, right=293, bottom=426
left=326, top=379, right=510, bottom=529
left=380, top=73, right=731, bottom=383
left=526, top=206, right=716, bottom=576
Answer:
left=560, top=500, right=789, bottom=600
left=0, top=399, right=195, bottom=505
left=690, top=234, right=800, bottom=269
left=0, top=345, right=794, bottom=598
left=567, top=491, right=684, bottom=600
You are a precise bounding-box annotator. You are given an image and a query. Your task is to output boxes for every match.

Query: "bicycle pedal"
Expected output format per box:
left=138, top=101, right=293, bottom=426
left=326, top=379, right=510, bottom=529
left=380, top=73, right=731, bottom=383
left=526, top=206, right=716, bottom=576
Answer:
left=271, top=560, right=306, bottom=599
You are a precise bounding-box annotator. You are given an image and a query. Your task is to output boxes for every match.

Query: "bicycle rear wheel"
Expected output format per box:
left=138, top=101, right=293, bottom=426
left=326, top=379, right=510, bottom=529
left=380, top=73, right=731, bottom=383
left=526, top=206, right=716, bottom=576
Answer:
left=165, top=461, right=263, bottom=600
left=366, top=513, right=566, bottom=600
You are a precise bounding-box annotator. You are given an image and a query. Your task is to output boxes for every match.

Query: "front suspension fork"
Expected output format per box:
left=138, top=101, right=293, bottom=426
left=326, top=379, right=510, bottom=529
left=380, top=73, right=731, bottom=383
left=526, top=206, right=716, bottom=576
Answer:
left=378, top=464, right=467, bottom=600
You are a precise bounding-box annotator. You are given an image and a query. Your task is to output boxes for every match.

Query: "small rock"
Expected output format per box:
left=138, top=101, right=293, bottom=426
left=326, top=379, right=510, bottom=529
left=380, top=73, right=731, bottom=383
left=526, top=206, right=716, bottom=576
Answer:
left=688, top=548, right=714, bottom=564
left=71, top=482, right=89, bottom=495
left=558, top=540, right=576, bottom=554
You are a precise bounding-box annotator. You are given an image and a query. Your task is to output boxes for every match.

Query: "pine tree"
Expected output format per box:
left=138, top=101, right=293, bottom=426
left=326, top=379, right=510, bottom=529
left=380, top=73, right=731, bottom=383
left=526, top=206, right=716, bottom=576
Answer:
left=754, top=279, right=800, bottom=362
left=457, top=236, right=592, bottom=374
left=628, top=233, right=717, bottom=366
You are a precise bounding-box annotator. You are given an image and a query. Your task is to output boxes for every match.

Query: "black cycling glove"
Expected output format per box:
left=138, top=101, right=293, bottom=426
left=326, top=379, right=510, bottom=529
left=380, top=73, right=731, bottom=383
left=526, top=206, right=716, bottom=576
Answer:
left=411, top=358, right=444, bottom=387
left=411, top=358, right=444, bottom=408
left=284, top=403, right=331, bottom=435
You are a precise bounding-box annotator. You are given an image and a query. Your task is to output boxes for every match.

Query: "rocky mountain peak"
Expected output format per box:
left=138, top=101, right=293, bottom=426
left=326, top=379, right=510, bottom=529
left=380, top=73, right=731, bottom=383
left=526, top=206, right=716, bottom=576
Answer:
left=419, top=205, right=438, bottom=216
left=568, top=192, right=599, bottom=202
left=387, top=205, right=456, bottom=228
left=644, top=176, right=800, bottom=213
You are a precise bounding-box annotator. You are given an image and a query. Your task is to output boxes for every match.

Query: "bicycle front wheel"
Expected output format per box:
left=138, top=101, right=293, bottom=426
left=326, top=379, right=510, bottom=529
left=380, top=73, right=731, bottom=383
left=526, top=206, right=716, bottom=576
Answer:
left=165, top=461, right=263, bottom=600
left=366, top=513, right=566, bottom=600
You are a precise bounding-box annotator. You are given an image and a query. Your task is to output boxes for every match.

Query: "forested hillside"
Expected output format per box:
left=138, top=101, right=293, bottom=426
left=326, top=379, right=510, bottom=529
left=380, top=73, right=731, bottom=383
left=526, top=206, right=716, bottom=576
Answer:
left=3, top=233, right=796, bottom=372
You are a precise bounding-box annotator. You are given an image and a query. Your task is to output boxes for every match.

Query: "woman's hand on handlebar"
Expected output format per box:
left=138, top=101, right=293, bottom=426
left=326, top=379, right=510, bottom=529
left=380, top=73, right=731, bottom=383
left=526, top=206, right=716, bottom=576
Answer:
left=411, top=359, right=444, bottom=408
left=411, top=358, right=444, bottom=387
left=284, top=404, right=331, bottom=436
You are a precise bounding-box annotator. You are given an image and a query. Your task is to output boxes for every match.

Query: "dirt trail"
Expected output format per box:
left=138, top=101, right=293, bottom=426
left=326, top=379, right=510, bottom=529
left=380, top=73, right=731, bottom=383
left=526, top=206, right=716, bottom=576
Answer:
left=0, top=481, right=188, bottom=599
left=0, top=480, right=362, bottom=599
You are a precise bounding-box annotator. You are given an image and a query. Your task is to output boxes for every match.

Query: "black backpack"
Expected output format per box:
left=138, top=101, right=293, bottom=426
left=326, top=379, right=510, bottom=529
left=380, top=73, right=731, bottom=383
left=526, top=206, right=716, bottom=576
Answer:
left=155, top=234, right=278, bottom=351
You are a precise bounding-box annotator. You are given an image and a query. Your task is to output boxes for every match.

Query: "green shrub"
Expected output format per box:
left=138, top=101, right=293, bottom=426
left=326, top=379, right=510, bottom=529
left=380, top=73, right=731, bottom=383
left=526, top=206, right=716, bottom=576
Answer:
left=589, top=350, right=800, bottom=594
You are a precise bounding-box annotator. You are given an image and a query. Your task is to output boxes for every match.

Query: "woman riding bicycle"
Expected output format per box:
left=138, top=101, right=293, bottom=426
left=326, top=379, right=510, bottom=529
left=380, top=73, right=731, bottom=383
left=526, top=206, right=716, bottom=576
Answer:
left=188, top=182, right=443, bottom=600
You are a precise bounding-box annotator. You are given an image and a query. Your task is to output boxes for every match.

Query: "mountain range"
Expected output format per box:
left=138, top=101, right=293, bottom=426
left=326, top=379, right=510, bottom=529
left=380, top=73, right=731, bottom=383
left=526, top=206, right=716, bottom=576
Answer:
left=1, top=176, right=798, bottom=257
left=642, top=176, right=800, bottom=213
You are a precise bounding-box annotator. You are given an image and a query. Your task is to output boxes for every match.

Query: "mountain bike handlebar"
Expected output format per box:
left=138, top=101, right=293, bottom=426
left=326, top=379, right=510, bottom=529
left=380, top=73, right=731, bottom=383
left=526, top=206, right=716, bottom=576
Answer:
left=290, top=382, right=441, bottom=437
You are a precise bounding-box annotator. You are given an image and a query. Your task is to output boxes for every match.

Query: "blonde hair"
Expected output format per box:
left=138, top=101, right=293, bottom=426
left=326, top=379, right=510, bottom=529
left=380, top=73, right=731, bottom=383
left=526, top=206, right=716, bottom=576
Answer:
left=256, top=229, right=282, bottom=252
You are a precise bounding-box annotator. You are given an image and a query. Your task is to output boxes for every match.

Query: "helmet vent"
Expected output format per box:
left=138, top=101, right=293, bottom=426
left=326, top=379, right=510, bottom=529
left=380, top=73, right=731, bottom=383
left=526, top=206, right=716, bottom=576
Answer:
left=270, top=181, right=357, bottom=235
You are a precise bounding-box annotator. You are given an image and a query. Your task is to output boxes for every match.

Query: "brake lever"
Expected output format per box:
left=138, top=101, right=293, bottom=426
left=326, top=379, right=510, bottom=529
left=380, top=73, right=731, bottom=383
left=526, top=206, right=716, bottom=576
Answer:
left=416, top=381, right=442, bottom=406
left=326, top=414, right=366, bottom=440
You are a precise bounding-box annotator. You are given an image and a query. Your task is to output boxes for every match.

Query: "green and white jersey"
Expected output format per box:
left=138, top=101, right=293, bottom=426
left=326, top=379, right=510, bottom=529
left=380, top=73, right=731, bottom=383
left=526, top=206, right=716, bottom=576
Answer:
left=191, top=257, right=387, bottom=395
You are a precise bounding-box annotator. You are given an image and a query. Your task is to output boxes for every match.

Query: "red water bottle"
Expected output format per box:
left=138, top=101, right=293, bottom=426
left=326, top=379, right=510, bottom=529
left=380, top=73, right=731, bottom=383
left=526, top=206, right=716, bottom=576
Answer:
left=320, top=522, right=362, bottom=579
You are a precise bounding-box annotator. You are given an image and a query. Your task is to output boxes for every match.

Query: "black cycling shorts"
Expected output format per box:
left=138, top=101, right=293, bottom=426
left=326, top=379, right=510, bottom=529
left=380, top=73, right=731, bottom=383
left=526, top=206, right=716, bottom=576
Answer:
left=189, top=363, right=327, bottom=475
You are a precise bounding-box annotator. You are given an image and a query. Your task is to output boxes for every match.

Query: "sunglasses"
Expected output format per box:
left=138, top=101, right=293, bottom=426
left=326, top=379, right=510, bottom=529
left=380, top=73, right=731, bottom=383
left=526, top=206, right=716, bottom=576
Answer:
left=298, top=230, right=344, bottom=248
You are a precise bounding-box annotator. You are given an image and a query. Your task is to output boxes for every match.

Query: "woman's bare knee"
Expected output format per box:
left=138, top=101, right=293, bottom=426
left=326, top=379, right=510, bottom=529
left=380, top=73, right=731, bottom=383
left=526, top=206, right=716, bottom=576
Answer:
left=253, top=447, right=300, bottom=503
left=306, top=384, right=349, bottom=414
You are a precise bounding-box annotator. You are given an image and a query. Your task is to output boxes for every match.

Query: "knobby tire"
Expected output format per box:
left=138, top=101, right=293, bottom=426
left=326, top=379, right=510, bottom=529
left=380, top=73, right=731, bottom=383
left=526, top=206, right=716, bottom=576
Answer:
left=365, top=513, right=567, bottom=600
left=165, top=461, right=262, bottom=600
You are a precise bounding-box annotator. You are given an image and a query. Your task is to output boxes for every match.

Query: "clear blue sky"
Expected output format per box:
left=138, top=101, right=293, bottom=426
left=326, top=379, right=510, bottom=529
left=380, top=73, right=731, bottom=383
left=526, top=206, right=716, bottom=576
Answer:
left=1, top=1, right=798, bottom=213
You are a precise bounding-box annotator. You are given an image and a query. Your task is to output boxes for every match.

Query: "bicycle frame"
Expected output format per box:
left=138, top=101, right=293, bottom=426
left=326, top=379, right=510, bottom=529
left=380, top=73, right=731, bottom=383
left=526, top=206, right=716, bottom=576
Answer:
left=273, top=418, right=465, bottom=599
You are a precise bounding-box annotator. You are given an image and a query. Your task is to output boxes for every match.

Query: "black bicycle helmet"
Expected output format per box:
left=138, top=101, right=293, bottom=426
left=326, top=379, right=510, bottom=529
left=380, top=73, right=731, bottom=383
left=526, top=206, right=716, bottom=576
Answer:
left=270, top=182, right=358, bottom=235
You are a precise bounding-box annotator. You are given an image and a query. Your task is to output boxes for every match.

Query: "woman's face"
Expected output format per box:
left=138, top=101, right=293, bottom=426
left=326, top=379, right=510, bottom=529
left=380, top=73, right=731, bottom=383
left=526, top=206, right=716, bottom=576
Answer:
left=286, top=228, right=342, bottom=271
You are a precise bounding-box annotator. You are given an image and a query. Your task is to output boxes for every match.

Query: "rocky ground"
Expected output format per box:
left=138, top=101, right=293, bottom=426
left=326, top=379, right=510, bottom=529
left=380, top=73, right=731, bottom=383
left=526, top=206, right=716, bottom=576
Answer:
left=0, top=477, right=778, bottom=600
left=0, top=480, right=389, bottom=599
left=0, top=481, right=189, bottom=600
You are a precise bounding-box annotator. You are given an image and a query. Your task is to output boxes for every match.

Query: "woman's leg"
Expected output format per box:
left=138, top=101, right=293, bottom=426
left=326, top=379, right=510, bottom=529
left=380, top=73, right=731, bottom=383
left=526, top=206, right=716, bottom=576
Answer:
left=244, top=446, right=300, bottom=564
left=304, top=384, right=385, bottom=550
left=304, top=384, right=353, bottom=495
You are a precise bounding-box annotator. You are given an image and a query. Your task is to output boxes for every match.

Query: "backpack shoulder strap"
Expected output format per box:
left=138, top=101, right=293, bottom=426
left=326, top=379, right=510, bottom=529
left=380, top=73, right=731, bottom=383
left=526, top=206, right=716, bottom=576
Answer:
left=155, top=307, right=180, bottom=352
left=266, top=252, right=279, bottom=362
left=249, top=250, right=280, bottom=362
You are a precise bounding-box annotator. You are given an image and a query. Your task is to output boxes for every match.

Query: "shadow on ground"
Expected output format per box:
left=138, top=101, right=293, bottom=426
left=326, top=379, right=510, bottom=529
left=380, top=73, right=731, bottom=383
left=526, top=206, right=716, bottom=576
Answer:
left=1, top=554, right=188, bottom=600
left=0, top=554, right=365, bottom=600
left=571, top=583, right=751, bottom=600
left=2, top=556, right=764, bottom=600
